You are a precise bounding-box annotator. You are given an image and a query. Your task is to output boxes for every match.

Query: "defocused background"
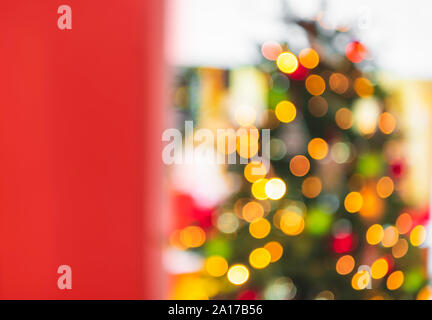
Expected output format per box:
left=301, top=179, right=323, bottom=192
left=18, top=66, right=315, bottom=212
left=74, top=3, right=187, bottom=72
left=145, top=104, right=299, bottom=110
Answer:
left=163, top=0, right=432, bottom=299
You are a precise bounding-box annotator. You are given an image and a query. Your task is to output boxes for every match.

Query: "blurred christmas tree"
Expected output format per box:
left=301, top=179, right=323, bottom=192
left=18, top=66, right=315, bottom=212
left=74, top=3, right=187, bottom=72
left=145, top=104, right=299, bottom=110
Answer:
left=168, top=12, right=430, bottom=300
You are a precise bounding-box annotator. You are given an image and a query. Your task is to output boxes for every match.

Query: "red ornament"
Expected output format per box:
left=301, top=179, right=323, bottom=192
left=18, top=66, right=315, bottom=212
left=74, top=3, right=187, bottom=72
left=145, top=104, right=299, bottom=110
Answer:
left=345, top=41, right=367, bottom=63
left=332, top=233, right=356, bottom=253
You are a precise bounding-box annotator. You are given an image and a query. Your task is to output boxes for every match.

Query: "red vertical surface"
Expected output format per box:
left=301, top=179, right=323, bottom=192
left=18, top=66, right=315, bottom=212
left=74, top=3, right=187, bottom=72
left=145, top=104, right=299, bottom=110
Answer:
left=0, top=0, right=163, bottom=299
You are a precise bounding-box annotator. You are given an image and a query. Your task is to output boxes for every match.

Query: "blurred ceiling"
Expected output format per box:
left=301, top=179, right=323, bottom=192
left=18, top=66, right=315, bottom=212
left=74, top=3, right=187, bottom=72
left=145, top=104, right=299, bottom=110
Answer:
left=167, top=0, right=432, bottom=79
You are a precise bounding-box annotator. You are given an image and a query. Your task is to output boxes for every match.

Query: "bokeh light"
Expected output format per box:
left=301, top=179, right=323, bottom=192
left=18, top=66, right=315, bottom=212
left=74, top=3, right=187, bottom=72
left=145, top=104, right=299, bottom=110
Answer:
left=290, top=155, right=310, bottom=177
left=336, top=255, right=355, bottom=275
left=249, top=218, right=271, bottom=239
left=344, top=192, right=363, bottom=213
left=392, top=238, right=409, bottom=259
left=251, top=178, right=269, bottom=200
left=236, top=128, right=259, bottom=159
left=275, top=100, right=297, bottom=123
left=308, top=96, right=328, bottom=117
left=329, top=73, right=349, bottom=94
left=354, top=77, right=374, bottom=98
left=276, top=52, right=298, bottom=74
left=302, top=176, right=322, bottom=198
left=280, top=211, right=305, bottom=236
left=227, top=264, right=249, bottom=285
left=305, top=74, right=326, bottom=95
left=378, top=112, right=396, bottom=134
left=264, top=241, right=283, bottom=262
left=180, top=226, right=206, bottom=248
left=410, top=225, right=426, bottom=247
left=244, top=161, right=267, bottom=183
left=242, top=201, right=264, bottom=222
left=265, top=178, right=287, bottom=200
left=396, top=213, right=413, bottom=235
left=205, top=256, right=229, bottom=277
left=249, top=247, right=272, bottom=269
left=331, top=142, right=351, bottom=164
left=382, top=226, right=399, bottom=248
left=217, top=212, right=240, bottom=234
left=387, top=271, right=404, bottom=290
left=345, top=41, right=367, bottom=63
left=299, top=48, right=319, bottom=69
left=376, top=176, right=394, bottom=198
left=371, top=258, right=389, bottom=279
left=366, top=224, right=384, bottom=245
left=352, top=270, right=371, bottom=290
left=308, top=138, right=329, bottom=160
left=261, top=41, right=283, bottom=61
left=335, top=108, right=354, bottom=130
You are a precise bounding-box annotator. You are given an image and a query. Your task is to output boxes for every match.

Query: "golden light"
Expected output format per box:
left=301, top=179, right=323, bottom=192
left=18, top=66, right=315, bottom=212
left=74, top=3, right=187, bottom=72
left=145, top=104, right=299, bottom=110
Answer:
left=376, top=176, right=394, bottom=198
left=378, top=112, right=396, bottom=134
left=417, top=286, right=432, bottom=300
left=301, top=176, right=322, bottom=198
left=344, top=192, right=363, bottom=213
left=249, top=218, right=271, bottom=239
left=299, top=48, right=319, bottom=69
left=265, top=178, right=286, bottom=200
left=276, top=52, right=298, bottom=74
left=371, top=258, right=389, bottom=279
left=305, top=74, right=326, bottom=96
left=366, top=224, right=384, bottom=245
left=410, top=225, right=426, bottom=247
left=308, top=138, right=328, bottom=160
left=387, top=271, right=404, bottom=290
left=396, top=213, right=413, bottom=235
left=358, top=187, right=384, bottom=220
left=227, top=264, right=249, bottom=285
left=336, top=255, right=355, bottom=275
left=289, top=155, right=310, bottom=177
left=382, top=226, right=399, bottom=248
left=335, top=108, right=353, bottom=130
left=354, top=77, right=374, bottom=98
left=329, top=73, right=349, bottom=94
left=308, top=96, right=328, bottom=117
left=261, top=41, right=283, bottom=61
left=352, top=270, right=371, bottom=290
left=264, top=241, right=283, bottom=262
left=280, top=211, right=304, bottom=236
left=275, top=101, right=297, bottom=123
left=180, top=226, right=206, bottom=248
left=251, top=178, right=269, bottom=200
left=205, top=256, right=229, bottom=277
left=249, top=248, right=272, bottom=269
left=242, top=201, right=264, bottom=222
left=392, top=238, right=409, bottom=259
left=236, top=129, right=259, bottom=159
left=244, top=161, right=267, bottom=183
